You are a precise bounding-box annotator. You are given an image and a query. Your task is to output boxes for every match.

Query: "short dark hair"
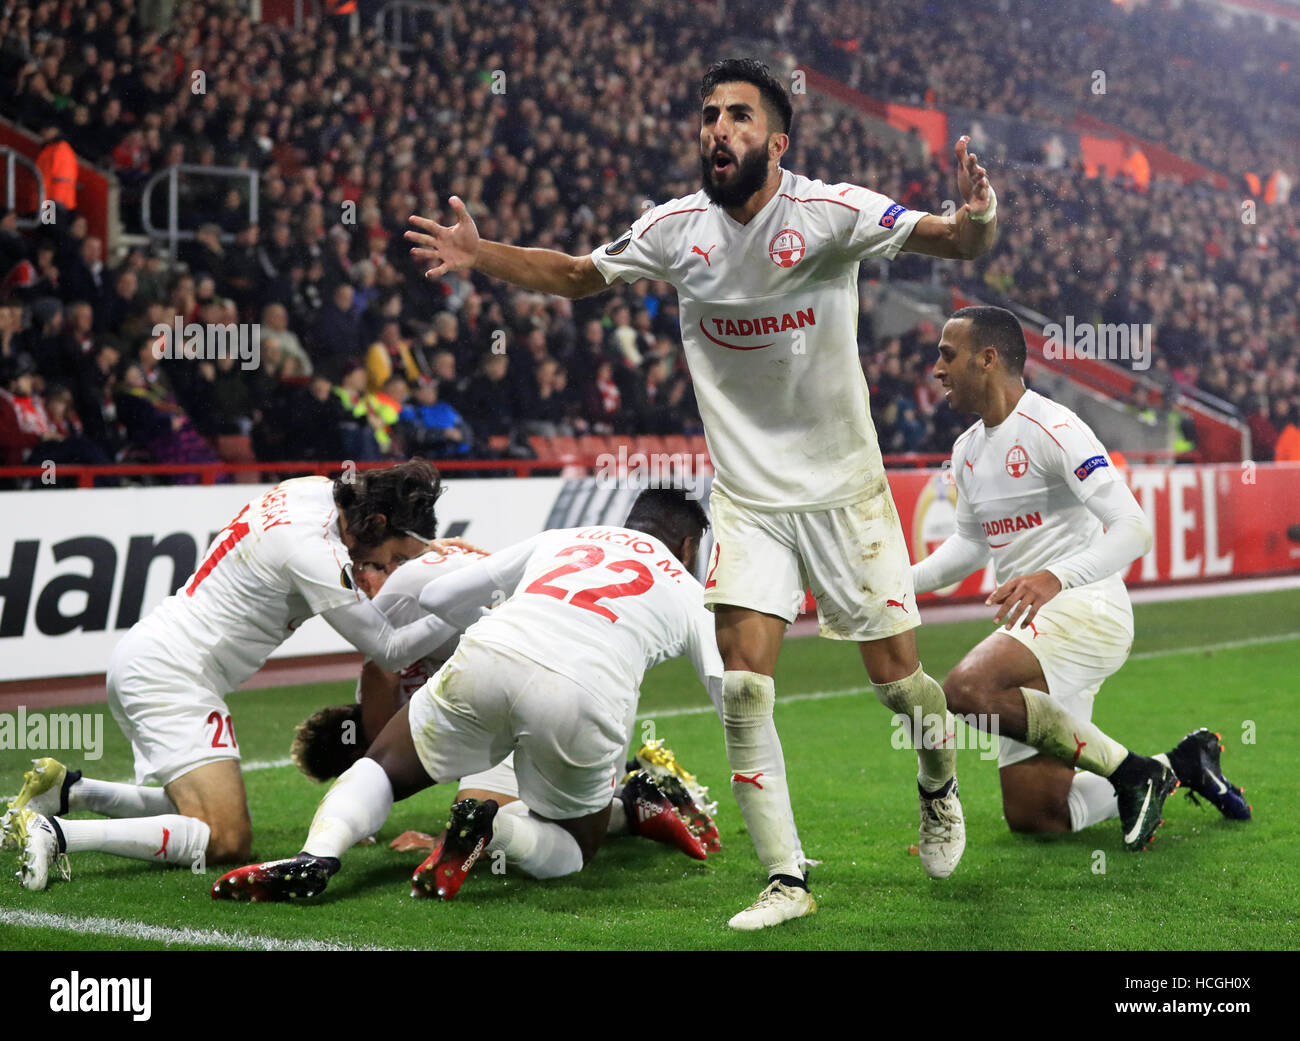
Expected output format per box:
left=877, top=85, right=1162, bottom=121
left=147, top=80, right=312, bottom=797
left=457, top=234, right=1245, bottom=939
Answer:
left=700, top=57, right=793, bottom=137
left=291, top=704, right=365, bottom=783
left=950, top=305, right=1028, bottom=374
left=625, top=487, right=710, bottom=549
left=333, top=458, right=442, bottom=552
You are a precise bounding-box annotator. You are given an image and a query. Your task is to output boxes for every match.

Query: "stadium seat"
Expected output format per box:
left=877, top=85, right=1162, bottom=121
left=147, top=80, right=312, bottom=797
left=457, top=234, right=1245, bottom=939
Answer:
left=636, top=436, right=670, bottom=456
left=577, top=435, right=612, bottom=460
left=548, top=436, right=580, bottom=462
left=216, top=435, right=260, bottom=484
left=488, top=435, right=512, bottom=455
left=661, top=435, right=691, bottom=455
left=686, top=435, right=710, bottom=461
left=528, top=435, right=558, bottom=463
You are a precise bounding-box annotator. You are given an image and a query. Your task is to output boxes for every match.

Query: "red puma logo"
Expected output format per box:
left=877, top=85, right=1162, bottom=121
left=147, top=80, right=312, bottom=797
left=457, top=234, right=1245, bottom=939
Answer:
left=886, top=598, right=908, bottom=613
left=1026, top=620, right=1039, bottom=639
left=964, top=458, right=975, bottom=472
left=839, top=186, right=855, bottom=196
left=732, top=772, right=764, bottom=789
left=1071, top=733, right=1087, bottom=767
left=691, top=244, right=717, bottom=266
left=153, top=827, right=171, bottom=859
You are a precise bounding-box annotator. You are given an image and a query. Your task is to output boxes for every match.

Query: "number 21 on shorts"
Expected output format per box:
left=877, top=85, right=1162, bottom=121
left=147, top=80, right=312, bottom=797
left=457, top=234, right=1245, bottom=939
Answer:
left=206, top=710, right=238, bottom=749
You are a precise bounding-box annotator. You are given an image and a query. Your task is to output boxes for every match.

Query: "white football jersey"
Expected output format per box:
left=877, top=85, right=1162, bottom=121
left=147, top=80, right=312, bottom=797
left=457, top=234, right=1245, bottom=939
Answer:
left=950, top=390, right=1124, bottom=586
left=419, top=526, right=723, bottom=705
left=591, top=167, right=923, bottom=512
left=130, top=476, right=360, bottom=691
left=366, top=545, right=487, bottom=702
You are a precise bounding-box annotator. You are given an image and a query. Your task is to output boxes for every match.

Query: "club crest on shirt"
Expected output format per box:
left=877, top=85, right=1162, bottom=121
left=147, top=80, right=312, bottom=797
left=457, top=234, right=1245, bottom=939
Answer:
left=1005, top=444, right=1029, bottom=478
left=768, top=228, right=806, bottom=268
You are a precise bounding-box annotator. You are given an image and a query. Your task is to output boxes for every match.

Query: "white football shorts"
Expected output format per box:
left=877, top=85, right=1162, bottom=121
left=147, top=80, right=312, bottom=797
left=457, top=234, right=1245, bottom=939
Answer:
left=106, top=627, right=241, bottom=787
left=703, top=483, right=920, bottom=641
left=407, top=635, right=631, bottom=820
left=995, top=575, right=1134, bottom=768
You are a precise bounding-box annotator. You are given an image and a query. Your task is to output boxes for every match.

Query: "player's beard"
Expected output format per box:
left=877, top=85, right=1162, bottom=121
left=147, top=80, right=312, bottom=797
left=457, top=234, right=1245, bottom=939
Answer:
left=701, top=145, right=770, bottom=208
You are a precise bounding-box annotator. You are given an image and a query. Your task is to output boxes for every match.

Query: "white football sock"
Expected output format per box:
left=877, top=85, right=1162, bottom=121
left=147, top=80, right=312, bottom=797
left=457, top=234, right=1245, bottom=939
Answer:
left=57, top=814, right=210, bottom=867
left=1067, top=771, right=1121, bottom=831
left=302, top=757, right=393, bottom=861
left=873, top=664, right=956, bottom=793
left=487, top=809, right=584, bottom=879
left=607, top=790, right=629, bottom=836
left=1021, top=688, right=1128, bottom=777
left=69, top=777, right=177, bottom=818
left=722, top=671, right=802, bottom=881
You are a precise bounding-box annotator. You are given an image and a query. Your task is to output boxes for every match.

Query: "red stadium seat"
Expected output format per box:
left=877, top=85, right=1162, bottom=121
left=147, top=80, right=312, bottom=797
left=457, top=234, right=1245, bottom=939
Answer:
left=686, top=435, right=710, bottom=461
left=577, top=435, right=612, bottom=460
left=528, top=435, right=558, bottom=463
left=216, top=435, right=260, bottom=484
left=548, top=436, right=580, bottom=462
left=661, top=435, right=691, bottom=455
left=636, top=436, right=669, bottom=456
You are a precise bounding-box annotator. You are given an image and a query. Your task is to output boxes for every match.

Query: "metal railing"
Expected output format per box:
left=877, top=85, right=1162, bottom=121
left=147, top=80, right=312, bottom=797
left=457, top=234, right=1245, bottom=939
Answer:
left=0, top=450, right=1199, bottom=489
left=0, top=148, right=46, bottom=229
left=376, top=0, right=450, bottom=50
left=140, top=164, right=260, bottom=260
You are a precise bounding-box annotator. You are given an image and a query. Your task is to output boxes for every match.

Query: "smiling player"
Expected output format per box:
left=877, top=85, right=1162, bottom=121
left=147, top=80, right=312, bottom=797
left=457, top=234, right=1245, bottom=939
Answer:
left=912, top=306, right=1250, bottom=850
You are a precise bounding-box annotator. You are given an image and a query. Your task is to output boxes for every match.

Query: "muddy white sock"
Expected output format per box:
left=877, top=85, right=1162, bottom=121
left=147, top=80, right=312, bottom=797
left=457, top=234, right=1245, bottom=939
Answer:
left=1021, top=688, right=1128, bottom=776
left=873, top=664, right=956, bottom=792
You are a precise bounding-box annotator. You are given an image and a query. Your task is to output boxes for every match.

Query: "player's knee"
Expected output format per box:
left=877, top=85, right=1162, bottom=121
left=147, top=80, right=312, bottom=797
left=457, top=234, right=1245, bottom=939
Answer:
left=1003, top=795, right=1069, bottom=835
left=205, top=820, right=252, bottom=864
left=941, top=666, right=986, bottom=717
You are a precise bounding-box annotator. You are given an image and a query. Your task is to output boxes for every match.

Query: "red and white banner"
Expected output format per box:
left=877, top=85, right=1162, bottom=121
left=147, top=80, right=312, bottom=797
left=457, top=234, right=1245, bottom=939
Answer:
left=897, top=462, right=1300, bottom=600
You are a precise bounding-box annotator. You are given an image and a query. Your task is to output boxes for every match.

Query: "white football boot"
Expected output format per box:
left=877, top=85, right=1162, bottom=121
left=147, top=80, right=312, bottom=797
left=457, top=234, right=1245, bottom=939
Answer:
left=8, top=809, right=71, bottom=891
left=3, top=758, right=77, bottom=840
left=918, top=777, right=965, bottom=879
left=727, top=879, right=817, bottom=931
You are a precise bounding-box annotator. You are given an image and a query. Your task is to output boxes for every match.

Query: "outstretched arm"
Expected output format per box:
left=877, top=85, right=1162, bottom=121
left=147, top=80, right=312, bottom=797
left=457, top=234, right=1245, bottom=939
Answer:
left=406, top=196, right=609, bottom=299
left=902, top=136, right=998, bottom=261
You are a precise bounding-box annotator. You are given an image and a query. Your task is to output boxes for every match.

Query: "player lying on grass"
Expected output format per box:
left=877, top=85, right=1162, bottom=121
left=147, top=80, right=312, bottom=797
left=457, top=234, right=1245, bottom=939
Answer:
left=2, top=460, right=474, bottom=891
left=406, top=58, right=1002, bottom=919
left=294, top=542, right=721, bottom=858
left=213, top=489, right=812, bottom=929
left=912, top=307, right=1250, bottom=850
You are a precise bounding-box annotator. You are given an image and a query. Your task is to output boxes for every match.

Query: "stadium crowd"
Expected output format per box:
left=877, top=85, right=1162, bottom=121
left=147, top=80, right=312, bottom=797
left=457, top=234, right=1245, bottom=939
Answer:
left=767, top=0, right=1299, bottom=190
left=2, top=0, right=1298, bottom=480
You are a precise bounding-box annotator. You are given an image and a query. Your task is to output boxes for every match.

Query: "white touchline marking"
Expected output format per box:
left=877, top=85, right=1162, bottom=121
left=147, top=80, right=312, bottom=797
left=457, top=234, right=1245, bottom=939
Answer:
left=242, top=757, right=292, bottom=772
left=0, top=909, right=396, bottom=951
left=1128, top=631, right=1300, bottom=660
left=178, top=632, right=1300, bottom=776
left=635, top=632, right=1300, bottom=723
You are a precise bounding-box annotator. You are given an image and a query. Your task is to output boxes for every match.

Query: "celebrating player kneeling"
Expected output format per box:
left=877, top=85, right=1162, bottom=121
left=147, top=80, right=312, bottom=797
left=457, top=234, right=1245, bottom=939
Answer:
left=2, top=461, right=468, bottom=890
left=213, top=489, right=812, bottom=927
left=912, top=307, right=1249, bottom=850
left=292, top=541, right=721, bottom=860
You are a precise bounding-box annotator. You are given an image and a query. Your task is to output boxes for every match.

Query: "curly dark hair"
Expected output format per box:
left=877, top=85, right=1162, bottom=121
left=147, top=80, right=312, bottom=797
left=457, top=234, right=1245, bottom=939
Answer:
left=333, top=458, right=443, bottom=553
left=291, top=704, right=366, bottom=783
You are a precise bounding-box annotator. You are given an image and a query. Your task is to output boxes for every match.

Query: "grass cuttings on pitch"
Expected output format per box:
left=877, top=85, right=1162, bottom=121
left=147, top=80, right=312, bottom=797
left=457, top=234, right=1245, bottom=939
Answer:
left=2, top=588, right=1297, bottom=951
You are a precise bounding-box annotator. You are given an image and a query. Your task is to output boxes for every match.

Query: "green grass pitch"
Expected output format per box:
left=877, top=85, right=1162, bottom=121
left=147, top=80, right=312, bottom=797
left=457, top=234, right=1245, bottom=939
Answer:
left=2, top=587, right=1296, bottom=950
